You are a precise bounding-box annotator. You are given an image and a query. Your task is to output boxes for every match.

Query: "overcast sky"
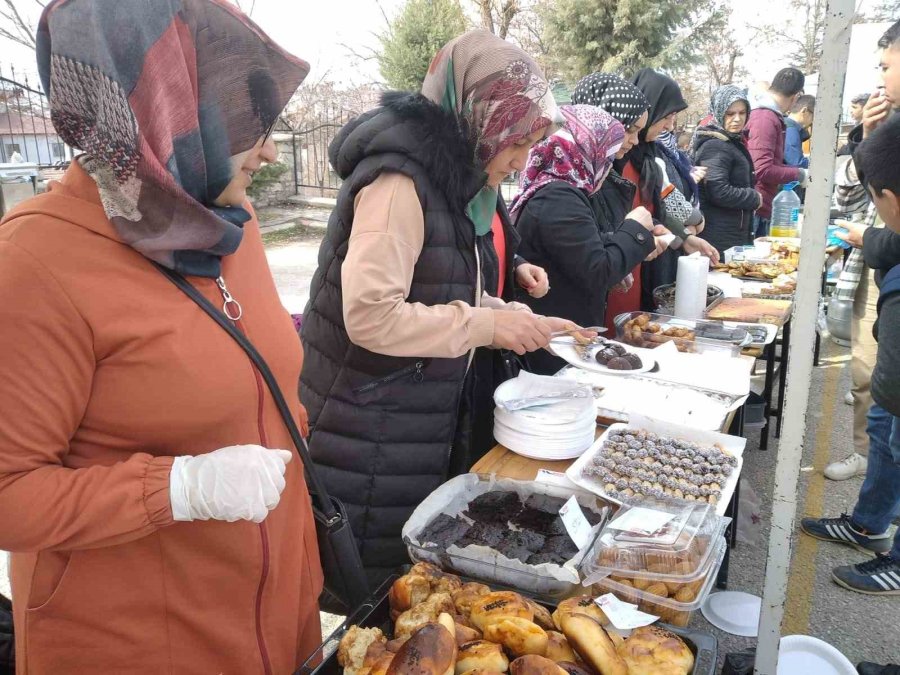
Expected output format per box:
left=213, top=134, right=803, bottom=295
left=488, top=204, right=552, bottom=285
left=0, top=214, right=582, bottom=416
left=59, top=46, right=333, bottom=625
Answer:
left=0, top=0, right=889, bottom=90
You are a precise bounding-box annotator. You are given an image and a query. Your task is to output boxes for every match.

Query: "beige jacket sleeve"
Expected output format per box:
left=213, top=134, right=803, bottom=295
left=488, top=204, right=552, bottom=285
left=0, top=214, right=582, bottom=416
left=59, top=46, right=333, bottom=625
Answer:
left=342, top=172, right=495, bottom=358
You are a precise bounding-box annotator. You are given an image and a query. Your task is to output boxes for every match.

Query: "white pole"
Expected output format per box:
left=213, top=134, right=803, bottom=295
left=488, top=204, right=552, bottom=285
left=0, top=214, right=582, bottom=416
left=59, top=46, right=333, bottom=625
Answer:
left=753, top=2, right=854, bottom=673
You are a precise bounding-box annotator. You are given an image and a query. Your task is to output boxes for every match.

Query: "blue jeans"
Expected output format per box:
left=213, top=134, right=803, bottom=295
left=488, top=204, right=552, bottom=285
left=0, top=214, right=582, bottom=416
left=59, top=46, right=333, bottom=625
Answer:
left=852, top=403, right=900, bottom=558
left=753, top=215, right=770, bottom=239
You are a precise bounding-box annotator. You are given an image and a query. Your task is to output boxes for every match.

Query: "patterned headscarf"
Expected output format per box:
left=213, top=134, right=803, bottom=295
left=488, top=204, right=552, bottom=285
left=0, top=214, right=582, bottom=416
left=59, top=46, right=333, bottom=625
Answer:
left=422, top=30, right=561, bottom=236
left=37, top=0, right=309, bottom=278
left=571, top=73, right=649, bottom=128
left=509, top=105, right=624, bottom=220
left=709, top=84, right=750, bottom=129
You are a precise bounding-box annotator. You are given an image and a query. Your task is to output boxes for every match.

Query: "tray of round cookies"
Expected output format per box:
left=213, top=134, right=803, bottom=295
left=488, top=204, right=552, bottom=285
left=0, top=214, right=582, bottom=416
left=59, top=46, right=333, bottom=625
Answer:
left=295, top=562, right=717, bottom=675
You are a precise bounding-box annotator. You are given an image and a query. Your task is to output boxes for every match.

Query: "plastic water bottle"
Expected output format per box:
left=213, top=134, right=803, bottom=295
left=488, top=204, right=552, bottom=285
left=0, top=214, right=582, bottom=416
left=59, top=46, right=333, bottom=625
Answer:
left=770, top=182, right=801, bottom=237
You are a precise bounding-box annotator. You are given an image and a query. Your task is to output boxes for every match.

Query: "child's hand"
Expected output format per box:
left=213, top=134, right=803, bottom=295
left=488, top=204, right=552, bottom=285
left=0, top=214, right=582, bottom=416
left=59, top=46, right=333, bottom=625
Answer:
left=516, top=263, right=550, bottom=298
left=834, top=220, right=866, bottom=248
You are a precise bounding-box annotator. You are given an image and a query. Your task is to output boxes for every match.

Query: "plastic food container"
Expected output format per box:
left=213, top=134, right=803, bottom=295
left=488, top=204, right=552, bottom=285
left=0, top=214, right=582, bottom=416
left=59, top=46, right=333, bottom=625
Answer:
left=296, top=570, right=720, bottom=675
left=615, top=312, right=750, bottom=355
left=653, top=283, right=723, bottom=315
left=580, top=501, right=731, bottom=587
left=589, top=535, right=727, bottom=627
left=402, top=474, right=614, bottom=601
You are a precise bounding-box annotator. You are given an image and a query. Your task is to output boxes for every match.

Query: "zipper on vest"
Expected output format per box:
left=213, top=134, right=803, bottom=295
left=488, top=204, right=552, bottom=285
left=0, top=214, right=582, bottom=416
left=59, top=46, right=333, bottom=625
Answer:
left=354, top=359, right=430, bottom=393
left=216, top=275, right=243, bottom=321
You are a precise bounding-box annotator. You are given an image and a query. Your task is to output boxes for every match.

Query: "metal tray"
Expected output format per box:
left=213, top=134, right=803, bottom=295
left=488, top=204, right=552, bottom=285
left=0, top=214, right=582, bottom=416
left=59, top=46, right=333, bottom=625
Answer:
left=295, top=572, right=718, bottom=675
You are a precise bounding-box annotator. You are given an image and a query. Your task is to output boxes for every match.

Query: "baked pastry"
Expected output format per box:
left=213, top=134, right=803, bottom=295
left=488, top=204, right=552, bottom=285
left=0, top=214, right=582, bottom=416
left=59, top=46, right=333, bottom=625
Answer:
left=543, top=631, right=576, bottom=663
left=362, top=644, right=396, bottom=675
left=409, top=562, right=463, bottom=595
left=551, top=596, right=608, bottom=630
left=559, top=613, right=627, bottom=675
left=455, top=640, right=510, bottom=674
left=616, top=625, right=694, bottom=675
left=469, top=592, right=533, bottom=631
left=525, top=601, right=555, bottom=632
left=339, top=626, right=387, bottom=675
left=454, top=622, right=482, bottom=646
left=556, top=663, right=592, bottom=675
left=508, top=655, right=568, bottom=675
left=390, top=574, right=433, bottom=617
left=483, top=618, right=549, bottom=657
left=458, top=671, right=506, bottom=675
left=387, top=623, right=457, bottom=675
left=395, top=593, right=456, bottom=639
left=453, top=583, right=492, bottom=620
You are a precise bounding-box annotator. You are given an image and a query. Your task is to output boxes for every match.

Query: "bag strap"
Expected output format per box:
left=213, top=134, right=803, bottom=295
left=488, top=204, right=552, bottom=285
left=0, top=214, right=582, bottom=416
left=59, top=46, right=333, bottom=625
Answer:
left=153, top=264, right=340, bottom=523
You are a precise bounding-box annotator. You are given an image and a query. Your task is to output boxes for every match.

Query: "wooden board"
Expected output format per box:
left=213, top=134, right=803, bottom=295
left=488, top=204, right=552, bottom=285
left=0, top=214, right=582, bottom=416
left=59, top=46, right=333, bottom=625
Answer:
left=704, top=297, right=792, bottom=326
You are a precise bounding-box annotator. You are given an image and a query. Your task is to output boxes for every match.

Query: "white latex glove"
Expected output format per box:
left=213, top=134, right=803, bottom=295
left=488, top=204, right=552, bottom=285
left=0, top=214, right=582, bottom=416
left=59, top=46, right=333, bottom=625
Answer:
left=170, top=445, right=293, bottom=523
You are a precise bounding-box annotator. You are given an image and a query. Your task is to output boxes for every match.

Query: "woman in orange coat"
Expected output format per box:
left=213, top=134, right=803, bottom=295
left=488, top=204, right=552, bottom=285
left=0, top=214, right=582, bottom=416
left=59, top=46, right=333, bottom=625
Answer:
left=0, top=1, right=322, bottom=673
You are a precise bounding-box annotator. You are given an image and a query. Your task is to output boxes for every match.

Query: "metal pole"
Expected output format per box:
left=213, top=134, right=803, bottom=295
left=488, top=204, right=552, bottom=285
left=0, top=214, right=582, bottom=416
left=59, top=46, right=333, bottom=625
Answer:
left=753, top=1, right=854, bottom=672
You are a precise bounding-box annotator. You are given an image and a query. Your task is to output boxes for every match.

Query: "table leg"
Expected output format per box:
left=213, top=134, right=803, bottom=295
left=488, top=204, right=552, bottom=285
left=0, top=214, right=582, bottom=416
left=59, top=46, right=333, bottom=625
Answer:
left=776, top=319, right=791, bottom=438
left=760, top=341, right=775, bottom=451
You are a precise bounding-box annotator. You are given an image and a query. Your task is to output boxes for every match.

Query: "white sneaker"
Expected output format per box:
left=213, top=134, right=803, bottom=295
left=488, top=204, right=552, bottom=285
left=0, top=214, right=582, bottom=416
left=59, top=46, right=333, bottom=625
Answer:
left=824, top=453, right=868, bottom=481
left=844, top=391, right=854, bottom=406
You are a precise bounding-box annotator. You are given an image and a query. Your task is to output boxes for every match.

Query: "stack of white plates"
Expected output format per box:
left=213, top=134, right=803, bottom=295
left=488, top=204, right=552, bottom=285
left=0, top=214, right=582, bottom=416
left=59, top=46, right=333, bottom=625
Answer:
left=493, top=373, right=597, bottom=461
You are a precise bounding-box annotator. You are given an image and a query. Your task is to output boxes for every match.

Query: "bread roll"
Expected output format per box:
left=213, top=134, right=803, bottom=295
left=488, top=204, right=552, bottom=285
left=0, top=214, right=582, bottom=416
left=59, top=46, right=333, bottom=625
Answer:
left=559, top=613, right=627, bottom=675
left=508, top=655, right=568, bottom=675
left=616, top=625, right=694, bottom=675
left=390, top=574, right=433, bottom=617
left=556, top=662, right=592, bottom=675
left=453, top=583, right=492, bottom=620
left=458, top=670, right=505, bottom=675
left=409, top=562, right=463, bottom=595
left=551, top=596, right=608, bottom=630
left=543, top=632, right=576, bottom=663
left=395, top=593, right=456, bottom=639
left=455, top=640, right=510, bottom=674
left=483, top=618, right=549, bottom=657
left=469, top=592, right=533, bottom=631
left=387, top=623, right=457, bottom=675
left=363, top=644, right=396, bottom=675
left=525, top=600, right=555, bottom=632
left=339, top=626, right=387, bottom=675
left=454, top=622, right=482, bottom=647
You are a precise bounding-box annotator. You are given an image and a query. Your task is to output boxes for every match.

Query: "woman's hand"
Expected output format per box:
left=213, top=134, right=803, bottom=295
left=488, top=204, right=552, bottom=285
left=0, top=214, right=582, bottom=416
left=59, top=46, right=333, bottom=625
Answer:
left=692, top=216, right=706, bottom=235
left=626, top=206, right=654, bottom=231
left=491, top=311, right=552, bottom=355
left=612, top=273, right=635, bottom=294
left=691, top=166, right=708, bottom=183
left=516, top=263, right=550, bottom=298
left=683, top=235, right=721, bottom=265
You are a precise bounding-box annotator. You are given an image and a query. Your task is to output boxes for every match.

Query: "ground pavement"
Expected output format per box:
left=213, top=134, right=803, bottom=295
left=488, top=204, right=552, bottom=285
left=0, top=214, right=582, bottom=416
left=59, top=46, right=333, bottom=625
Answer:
left=2, top=228, right=895, bottom=668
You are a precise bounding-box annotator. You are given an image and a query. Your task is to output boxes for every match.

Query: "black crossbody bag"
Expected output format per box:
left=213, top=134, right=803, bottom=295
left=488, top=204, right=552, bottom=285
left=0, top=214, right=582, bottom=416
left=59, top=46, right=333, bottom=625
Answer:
left=155, top=264, right=370, bottom=614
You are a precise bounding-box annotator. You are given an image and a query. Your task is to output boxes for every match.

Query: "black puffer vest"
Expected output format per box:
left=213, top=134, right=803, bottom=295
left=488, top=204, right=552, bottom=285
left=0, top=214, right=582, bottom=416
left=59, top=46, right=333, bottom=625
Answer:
left=300, top=92, right=484, bottom=584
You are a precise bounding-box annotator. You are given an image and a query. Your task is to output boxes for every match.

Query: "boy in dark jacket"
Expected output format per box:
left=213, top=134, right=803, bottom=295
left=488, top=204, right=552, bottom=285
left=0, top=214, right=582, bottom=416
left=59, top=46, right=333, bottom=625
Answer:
left=801, top=114, right=900, bottom=596
left=746, top=67, right=808, bottom=236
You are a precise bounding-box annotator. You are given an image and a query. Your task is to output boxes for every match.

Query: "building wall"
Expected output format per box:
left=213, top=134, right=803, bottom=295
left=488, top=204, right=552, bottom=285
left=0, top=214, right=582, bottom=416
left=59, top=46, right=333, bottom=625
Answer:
left=1, top=133, right=72, bottom=165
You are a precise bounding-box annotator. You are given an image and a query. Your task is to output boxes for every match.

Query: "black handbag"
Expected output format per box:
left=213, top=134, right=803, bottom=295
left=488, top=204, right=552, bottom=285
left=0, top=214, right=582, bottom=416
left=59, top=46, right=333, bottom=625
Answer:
left=0, top=593, right=13, bottom=675
left=154, top=264, right=371, bottom=614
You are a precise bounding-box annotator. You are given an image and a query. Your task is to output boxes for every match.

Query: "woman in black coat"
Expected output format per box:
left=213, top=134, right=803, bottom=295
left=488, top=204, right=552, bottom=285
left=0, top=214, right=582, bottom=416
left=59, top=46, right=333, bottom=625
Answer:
left=510, top=104, right=657, bottom=374
left=692, top=85, right=762, bottom=255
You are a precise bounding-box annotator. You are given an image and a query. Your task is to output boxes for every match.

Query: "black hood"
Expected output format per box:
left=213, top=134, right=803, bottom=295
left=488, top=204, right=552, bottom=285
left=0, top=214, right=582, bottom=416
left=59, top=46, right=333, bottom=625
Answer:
left=693, top=126, right=745, bottom=153
left=329, top=91, right=485, bottom=211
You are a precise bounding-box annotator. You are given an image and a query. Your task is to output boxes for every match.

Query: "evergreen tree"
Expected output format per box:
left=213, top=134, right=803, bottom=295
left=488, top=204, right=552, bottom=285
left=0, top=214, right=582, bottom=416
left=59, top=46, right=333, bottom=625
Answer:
left=378, top=0, right=468, bottom=91
left=540, top=0, right=723, bottom=82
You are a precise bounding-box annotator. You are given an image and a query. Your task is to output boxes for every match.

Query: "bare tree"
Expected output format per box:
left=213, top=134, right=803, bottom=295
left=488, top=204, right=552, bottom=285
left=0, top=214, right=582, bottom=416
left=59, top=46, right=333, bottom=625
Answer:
left=0, top=0, right=46, bottom=51
left=471, top=0, right=520, bottom=39
left=751, top=0, right=827, bottom=73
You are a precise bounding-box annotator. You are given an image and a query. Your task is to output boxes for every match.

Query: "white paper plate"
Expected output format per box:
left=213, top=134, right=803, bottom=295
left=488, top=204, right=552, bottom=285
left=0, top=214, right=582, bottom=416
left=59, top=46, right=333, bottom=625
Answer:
left=700, top=591, right=761, bottom=637
left=549, top=338, right=656, bottom=375
left=777, top=635, right=856, bottom=675
left=493, top=405, right=596, bottom=433
left=494, top=424, right=596, bottom=461
left=565, top=415, right=746, bottom=517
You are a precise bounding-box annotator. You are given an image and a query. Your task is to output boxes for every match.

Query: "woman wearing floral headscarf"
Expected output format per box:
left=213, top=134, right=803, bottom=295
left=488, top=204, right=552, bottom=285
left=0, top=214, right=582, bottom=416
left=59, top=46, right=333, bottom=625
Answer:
left=693, top=85, right=762, bottom=255
left=301, top=30, right=573, bottom=583
left=0, top=0, right=322, bottom=671
left=510, top=105, right=657, bottom=374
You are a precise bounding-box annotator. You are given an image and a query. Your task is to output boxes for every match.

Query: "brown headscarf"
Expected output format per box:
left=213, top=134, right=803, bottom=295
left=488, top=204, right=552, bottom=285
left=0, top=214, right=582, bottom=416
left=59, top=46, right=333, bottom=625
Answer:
left=421, top=30, right=561, bottom=235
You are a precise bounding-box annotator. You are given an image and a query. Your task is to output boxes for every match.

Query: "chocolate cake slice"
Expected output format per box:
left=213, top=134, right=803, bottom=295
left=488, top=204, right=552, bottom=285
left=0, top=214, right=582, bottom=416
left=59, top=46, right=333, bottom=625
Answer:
left=417, top=513, right=471, bottom=548
left=456, top=521, right=506, bottom=549
left=464, top=491, right=522, bottom=524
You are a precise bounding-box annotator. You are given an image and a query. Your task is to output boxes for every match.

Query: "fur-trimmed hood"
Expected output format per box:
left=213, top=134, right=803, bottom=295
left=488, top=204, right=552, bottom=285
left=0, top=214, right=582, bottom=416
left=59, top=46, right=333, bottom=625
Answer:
left=693, top=125, right=746, bottom=153
left=329, top=91, right=484, bottom=210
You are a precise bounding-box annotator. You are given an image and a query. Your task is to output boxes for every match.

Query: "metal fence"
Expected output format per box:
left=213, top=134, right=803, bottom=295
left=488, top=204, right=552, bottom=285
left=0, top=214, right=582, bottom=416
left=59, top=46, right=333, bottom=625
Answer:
left=0, top=65, right=74, bottom=167
left=290, top=107, right=354, bottom=197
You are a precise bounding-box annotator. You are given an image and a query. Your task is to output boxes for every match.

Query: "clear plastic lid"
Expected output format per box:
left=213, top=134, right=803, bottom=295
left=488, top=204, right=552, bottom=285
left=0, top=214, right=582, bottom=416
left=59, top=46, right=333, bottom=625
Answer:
left=588, top=535, right=727, bottom=626
left=614, top=311, right=749, bottom=354
left=580, top=501, right=730, bottom=586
